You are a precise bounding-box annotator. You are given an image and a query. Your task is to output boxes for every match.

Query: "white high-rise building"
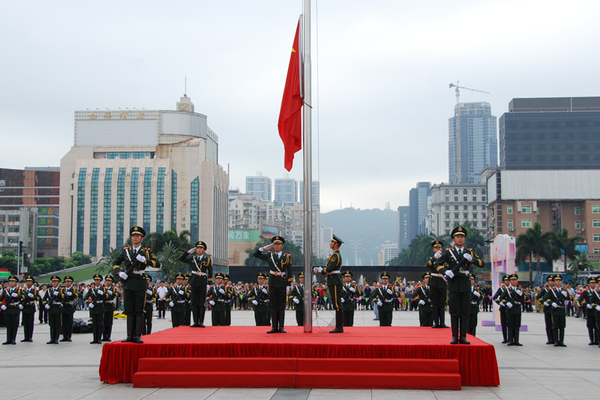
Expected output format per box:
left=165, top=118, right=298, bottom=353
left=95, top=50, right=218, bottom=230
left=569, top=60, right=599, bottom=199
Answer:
left=274, top=174, right=297, bottom=205
left=246, top=172, right=272, bottom=202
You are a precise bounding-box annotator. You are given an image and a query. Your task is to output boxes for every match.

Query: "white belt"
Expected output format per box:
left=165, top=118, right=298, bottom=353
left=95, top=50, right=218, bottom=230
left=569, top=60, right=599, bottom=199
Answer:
left=431, top=273, right=442, bottom=277
left=193, top=271, right=207, bottom=276
left=270, top=271, right=286, bottom=276
left=384, top=299, right=393, bottom=303
left=133, top=270, right=144, bottom=275
left=460, top=271, right=470, bottom=275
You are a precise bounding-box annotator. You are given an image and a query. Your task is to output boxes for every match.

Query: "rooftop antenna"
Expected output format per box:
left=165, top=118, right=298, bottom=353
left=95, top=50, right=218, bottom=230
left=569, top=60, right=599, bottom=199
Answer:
left=184, top=74, right=187, bottom=96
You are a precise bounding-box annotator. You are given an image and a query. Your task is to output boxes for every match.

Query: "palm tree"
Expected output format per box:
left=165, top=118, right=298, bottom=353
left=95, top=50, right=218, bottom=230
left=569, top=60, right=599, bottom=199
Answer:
left=550, top=229, right=584, bottom=273
left=568, top=253, right=592, bottom=281
left=516, top=222, right=552, bottom=285
left=96, top=247, right=122, bottom=274
left=156, top=241, right=183, bottom=280
left=148, top=228, right=193, bottom=254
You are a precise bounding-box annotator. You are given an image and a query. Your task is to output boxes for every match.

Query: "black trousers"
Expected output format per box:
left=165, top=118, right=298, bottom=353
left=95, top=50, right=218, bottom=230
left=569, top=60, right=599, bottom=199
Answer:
left=329, top=285, right=342, bottom=312
left=123, top=288, right=145, bottom=316
left=190, top=285, right=207, bottom=308
left=269, top=286, right=287, bottom=312
left=157, top=300, right=166, bottom=318
left=448, top=291, right=470, bottom=319
left=429, top=285, right=447, bottom=311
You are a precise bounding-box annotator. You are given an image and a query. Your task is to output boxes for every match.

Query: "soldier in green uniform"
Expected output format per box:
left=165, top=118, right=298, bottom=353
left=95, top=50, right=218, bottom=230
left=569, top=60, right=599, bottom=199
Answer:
left=112, top=226, right=159, bottom=344
left=314, top=234, right=344, bottom=333
left=223, top=274, right=233, bottom=326
left=179, top=240, right=213, bottom=328
left=20, top=275, right=39, bottom=342
left=426, top=240, right=448, bottom=328
left=1, top=275, right=23, bottom=345
left=168, top=273, right=188, bottom=327
left=434, top=226, right=484, bottom=345
left=468, top=274, right=482, bottom=336
left=543, top=274, right=571, bottom=347
left=372, top=272, right=397, bottom=326
left=414, top=272, right=433, bottom=327
left=254, top=236, right=293, bottom=333
left=288, top=272, right=306, bottom=326
left=142, top=275, right=156, bottom=335
left=590, top=281, right=600, bottom=348
left=85, top=274, right=108, bottom=344
left=207, top=272, right=230, bottom=326
left=341, top=270, right=361, bottom=327
left=248, top=273, right=270, bottom=326
left=102, top=275, right=119, bottom=341
left=493, top=274, right=511, bottom=343
left=182, top=275, right=191, bottom=326
left=536, top=274, right=555, bottom=344
left=43, top=275, right=64, bottom=345
left=60, top=276, right=78, bottom=342
left=579, top=277, right=598, bottom=345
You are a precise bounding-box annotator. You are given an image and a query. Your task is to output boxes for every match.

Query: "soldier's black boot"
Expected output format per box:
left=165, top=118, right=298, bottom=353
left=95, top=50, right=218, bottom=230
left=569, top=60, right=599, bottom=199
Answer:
left=21, top=325, right=31, bottom=342
left=432, top=308, right=439, bottom=328
left=198, top=307, right=206, bottom=328
left=278, top=310, right=287, bottom=333
left=46, top=328, right=55, bottom=344
left=459, top=318, right=470, bottom=345
left=513, top=329, right=523, bottom=346
left=133, top=315, right=144, bottom=343
left=53, top=326, right=61, bottom=344
left=90, top=324, right=100, bottom=344
left=330, top=311, right=344, bottom=333
left=267, top=311, right=279, bottom=333
left=191, top=307, right=201, bottom=327
left=507, top=327, right=514, bottom=346
left=450, top=315, right=459, bottom=344
left=546, top=325, right=554, bottom=344
left=558, top=329, right=566, bottom=347
left=122, top=316, right=135, bottom=343
left=595, top=329, right=600, bottom=345
left=439, top=309, right=449, bottom=328
left=3, top=328, right=12, bottom=345
left=588, top=328, right=596, bottom=345
left=60, top=325, right=69, bottom=342
left=146, top=323, right=152, bottom=335
left=102, top=325, right=112, bottom=342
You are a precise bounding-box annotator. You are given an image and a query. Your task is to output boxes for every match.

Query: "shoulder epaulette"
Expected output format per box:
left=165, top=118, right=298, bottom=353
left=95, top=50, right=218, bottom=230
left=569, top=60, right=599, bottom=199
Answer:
left=446, top=248, right=452, bottom=251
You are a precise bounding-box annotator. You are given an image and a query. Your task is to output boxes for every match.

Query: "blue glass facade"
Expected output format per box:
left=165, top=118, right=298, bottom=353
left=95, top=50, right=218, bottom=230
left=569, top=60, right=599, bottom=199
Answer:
left=171, top=170, right=177, bottom=231
left=143, top=167, right=152, bottom=232
left=190, top=176, right=199, bottom=242
left=117, top=168, right=126, bottom=247
left=76, top=168, right=87, bottom=252
left=130, top=168, right=139, bottom=227
left=103, top=168, right=113, bottom=255
left=156, top=167, right=166, bottom=233
left=89, top=168, right=100, bottom=256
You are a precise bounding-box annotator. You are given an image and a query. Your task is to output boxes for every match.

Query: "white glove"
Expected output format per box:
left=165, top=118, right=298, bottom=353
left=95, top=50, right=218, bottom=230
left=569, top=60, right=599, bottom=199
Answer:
left=313, top=267, right=323, bottom=274
left=474, top=291, right=481, bottom=297
left=107, top=290, right=113, bottom=295
left=434, top=251, right=442, bottom=259
left=169, top=301, right=174, bottom=307
left=188, top=247, right=196, bottom=254
left=262, top=288, right=268, bottom=294
left=293, top=298, right=300, bottom=304
left=464, top=253, right=473, bottom=262
left=516, top=289, right=522, bottom=296
left=340, top=297, right=346, bottom=303
left=136, top=254, right=146, bottom=263
left=1, top=305, right=6, bottom=311
left=259, top=244, right=273, bottom=252
left=552, top=302, right=558, bottom=308
left=119, top=272, right=128, bottom=280
left=587, top=304, right=592, bottom=309
left=18, top=304, right=23, bottom=310
left=349, top=287, right=356, bottom=293
left=66, top=291, right=73, bottom=296
left=596, top=305, right=600, bottom=312
left=178, top=290, right=185, bottom=295
left=147, top=290, right=153, bottom=295
left=387, top=289, right=393, bottom=295
left=210, top=301, right=215, bottom=306
left=252, top=300, right=258, bottom=305
left=97, top=289, right=104, bottom=295
left=11, top=292, right=18, bottom=298
left=419, top=300, right=426, bottom=306
left=507, top=302, right=513, bottom=308
left=89, top=303, right=94, bottom=309
left=500, top=302, right=505, bottom=307
left=44, top=304, right=50, bottom=310
left=445, top=270, right=454, bottom=279
left=219, top=289, right=225, bottom=294
left=191, top=271, right=198, bottom=275
left=377, top=300, right=383, bottom=307
left=561, top=290, right=568, bottom=297
left=28, top=292, right=34, bottom=298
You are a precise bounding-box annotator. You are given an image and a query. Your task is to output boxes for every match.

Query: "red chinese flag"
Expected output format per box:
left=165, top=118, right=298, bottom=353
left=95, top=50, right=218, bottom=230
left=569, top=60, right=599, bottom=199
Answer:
left=278, top=21, right=303, bottom=172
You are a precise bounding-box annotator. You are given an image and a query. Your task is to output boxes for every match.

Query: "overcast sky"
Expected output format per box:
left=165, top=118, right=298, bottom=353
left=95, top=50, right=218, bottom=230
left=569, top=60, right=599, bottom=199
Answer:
left=2, top=0, right=600, bottom=213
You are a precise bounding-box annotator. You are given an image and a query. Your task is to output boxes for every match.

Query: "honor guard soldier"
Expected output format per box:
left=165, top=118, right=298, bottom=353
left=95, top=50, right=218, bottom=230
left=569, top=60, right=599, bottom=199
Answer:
left=60, top=276, right=78, bottom=342
left=288, top=272, right=306, bottom=326
left=85, top=274, right=108, bottom=344
left=536, top=274, right=556, bottom=344
left=1, top=275, right=23, bottom=345
left=468, top=274, right=482, bottom=336
left=543, top=274, right=571, bottom=347
left=142, top=275, right=156, bottom=335
left=182, top=274, right=191, bottom=326
left=314, top=234, right=345, bottom=333
left=373, top=272, right=398, bottom=326
left=168, top=273, right=188, bottom=327
left=590, top=279, right=600, bottom=348
left=207, top=272, right=230, bottom=326
left=21, top=275, right=39, bottom=342
left=223, top=274, right=233, bottom=326
left=113, top=226, right=159, bottom=344
left=180, top=240, right=213, bottom=328
left=249, top=273, right=270, bottom=326
left=341, top=270, right=361, bottom=327
left=254, top=236, right=293, bottom=333
left=102, top=275, right=119, bottom=341
left=434, top=226, right=484, bottom=345
left=414, top=272, right=433, bottom=327
left=580, top=277, right=598, bottom=345
left=493, top=274, right=511, bottom=343
left=426, top=240, right=449, bottom=328
left=43, top=275, right=64, bottom=344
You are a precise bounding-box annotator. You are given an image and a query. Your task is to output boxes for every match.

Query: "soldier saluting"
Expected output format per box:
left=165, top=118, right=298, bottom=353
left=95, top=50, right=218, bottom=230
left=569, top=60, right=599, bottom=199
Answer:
left=180, top=240, right=213, bottom=328
left=112, top=226, right=159, bottom=344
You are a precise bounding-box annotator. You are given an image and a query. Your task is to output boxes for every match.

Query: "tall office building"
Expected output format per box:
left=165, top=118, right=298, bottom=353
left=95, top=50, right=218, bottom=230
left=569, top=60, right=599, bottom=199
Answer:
left=449, top=102, right=498, bottom=183
left=274, top=174, right=297, bottom=205
left=58, top=95, right=229, bottom=264
left=245, top=172, right=272, bottom=202
left=408, top=182, right=431, bottom=241
left=428, top=183, right=487, bottom=237
left=299, top=181, right=320, bottom=207
left=500, top=97, right=600, bottom=170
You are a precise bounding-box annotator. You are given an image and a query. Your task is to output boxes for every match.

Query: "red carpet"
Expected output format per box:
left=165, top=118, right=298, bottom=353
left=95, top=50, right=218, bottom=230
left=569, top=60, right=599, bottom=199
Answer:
left=99, top=326, right=500, bottom=389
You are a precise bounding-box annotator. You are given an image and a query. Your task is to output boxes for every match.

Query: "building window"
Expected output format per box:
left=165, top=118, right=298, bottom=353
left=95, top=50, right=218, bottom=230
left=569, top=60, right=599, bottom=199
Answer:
left=472, top=213, right=478, bottom=219
left=482, top=196, right=486, bottom=202
left=522, top=219, right=532, bottom=228
left=521, top=205, right=532, bottom=213
left=574, top=207, right=580, bottom=215
left=445, top=229, right=451, bottom=235
left=156, top=167, right=165, bottom=234
left=463, top=196, right=468, bottom=202
left=463, top=213, right=469, bottom=219
left=445, top=213, right=450, bottom=219
left=454, top=213, right=459, bottom=219
left=454, top=196, right=458, bottom=202
left=76, top=168, right=87, bottom=253
left=172, top=170, right=177, bottom=230
left=463, top=189, right=468, bottom=195
left=445, top=196, right=450, bottom=201
left=481, top=221, right=486, bottom=227
left=103, top=168, right=113, bottom=256
left=463, top=205, right=468, bottom=210
left=116, top=168, right=126, bottom=246
left=482, top=189, right=486, bottom=195
left=445, top=221, right=450, bottom=227
left=445, top=205, right=450, bottom=210
left=130, top=167, right=139, bottom=227
left=472, top=189, right=477, bottom=195
left=593, top=206, right=600, bottom=214
left=594, top=234, right=600, bottom=242
left=594, top=248, right=600, bottom=254
left=445, top=189, right=449, bottom=195
left=454, top=205, right=459, bottom=210
left=593, top=220, right=600, bottom=228
left=473, top=196, right=477, bottom=202
left=190, top=177, right=199, bottom=242
left=454, top=189, right=459, bottom=195
left=143, top=167, right=152, bottom=232
left=508, top=220, right=513, bottom=229
left=575, top=221, right=581, bottom=230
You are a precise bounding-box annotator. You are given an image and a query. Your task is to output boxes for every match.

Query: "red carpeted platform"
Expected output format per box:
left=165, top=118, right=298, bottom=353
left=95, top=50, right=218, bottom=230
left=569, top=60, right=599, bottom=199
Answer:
left=99, top=326, right=500, bottom=389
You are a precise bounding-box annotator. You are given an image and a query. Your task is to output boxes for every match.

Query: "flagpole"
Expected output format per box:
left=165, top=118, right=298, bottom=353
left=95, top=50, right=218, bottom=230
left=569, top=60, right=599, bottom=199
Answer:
left=302, top=0, right=313, bottom=333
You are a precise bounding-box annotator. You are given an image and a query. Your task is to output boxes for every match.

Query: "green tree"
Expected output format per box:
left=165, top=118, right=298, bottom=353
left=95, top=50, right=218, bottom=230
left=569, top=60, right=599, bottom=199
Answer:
left=70, top=251, right=92, bottom=266
left=245, top=237, right=304, bottom=267
left=550, top=229, right=584, bottom=273
left=96, top=247, right=122, bottom=274
left=148, top=229, right=193, bottom=255
left=568, top=253, right=592, bottom=281
left=0, top=250, right=17, bottom=275
left=516, top=222, right=552, bottom=285
left=156, top=241, right=183, bottom=280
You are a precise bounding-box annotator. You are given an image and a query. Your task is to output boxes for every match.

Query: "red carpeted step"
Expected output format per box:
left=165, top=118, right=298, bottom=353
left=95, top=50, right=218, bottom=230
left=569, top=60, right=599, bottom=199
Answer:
left=137, top=357, right=297, bottom=372
left=134, top=371, right=297, bottom=388
left=296, top=372, right=461, bottom=390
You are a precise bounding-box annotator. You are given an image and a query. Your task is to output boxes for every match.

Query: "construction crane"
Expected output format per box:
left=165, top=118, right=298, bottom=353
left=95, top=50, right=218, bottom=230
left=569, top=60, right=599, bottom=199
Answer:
left=448, top=81, right=489, bottom=183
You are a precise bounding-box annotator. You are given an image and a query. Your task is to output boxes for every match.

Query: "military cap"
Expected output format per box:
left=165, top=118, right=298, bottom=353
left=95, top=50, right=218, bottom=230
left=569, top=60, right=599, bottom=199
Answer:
left=469, top=273, right=476, bottom=280
left=271, top=236, right=285, bottom=244
left=451, top=226, right=467, bottom=237
left=64, top=275, right=74, bottom=282
left=51, top=275, right=61, bottom=282
left=431, top=240, right=444, bottom=248
left=546, top=274, right=554, bottom=282
left=25, top=275, right=35, bottom=282
left=421, top=271, right=431, bottom=279
left=145, top=274, right=152, bottom=282
left=380, top=271, right=390, bottom=279
left=502, top=274, right=510, bottom=281
left=587, top=276, right=596, bottom=284
left=554, top=274, right=563, bottom=281
left=256, top=272, right=264, bottom=279
left=92, top=273, right=103, bottom=280
left=175, top=273, right=185, bottom=280
left=195, top=240, right=207, bottom=249
left=298, top=271, right=305, bottom=278
left=331, top=234, right=344, bottom=244
left=105, top=274, right=114, bottom=282
left=130, top=225, right=146, bottom=236
left=223, top=274, right=230, bottom=280
left=8, top=274, right=19, bottom=282
left=343, top=270, right=353, bottom=278
left=183, top=274, right=189, bottom=279
left=215, top=272, right=225, bottom=279
left=509, top=274, right=518, bottom=280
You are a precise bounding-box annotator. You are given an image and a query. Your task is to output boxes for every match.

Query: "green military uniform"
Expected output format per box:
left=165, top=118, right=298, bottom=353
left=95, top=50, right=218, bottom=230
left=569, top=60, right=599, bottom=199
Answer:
left=542, top=274, right=571, bottom=347
left=500, top=275, right=523, bottom=346
left=414, top=272, right=433, bottom=327
left=426, top=240, right=448, bottom=328
left=493, top=275, right=511, bottom=343
left=434, top=226, right=484, bottom=345
left=112, top=226, right=159, bottom=344
left=168, top=274, right=188, bottom=328
left=60, top=275, right=78, bottom=342
left=590, top=285, right=600, bottom=348
left=372, top=271, right=398, bottom=326
left=20, top=275, right=40, bottom=343
left=468, top=274, right=482, bottom=336
left=102, top=275, right=119, bottom=341
left=316, top=234, right=344, bottom=333
left=207, top=272, right=230, bottom=326
left=142, top=275, right=156, bottom=335
left=43, top=275, right=64, bottom=345
left=579, top=277, right=598, bottom=345
left=248, top=273, right=270, bottom=326
left=223, top=274, right=233, bottom=326
left=85, top=274, right=108, bottom=344
left=341, top=270, right=362, bottom=327
left=289, top=272, right=306, bottom=326
left=253, top=236, right=293, bottom=333
left=1, top=275, right=23, bottom=345
left=179, top=240, right=213, bottom=328
left=535, top=275, right=555, bottom=344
